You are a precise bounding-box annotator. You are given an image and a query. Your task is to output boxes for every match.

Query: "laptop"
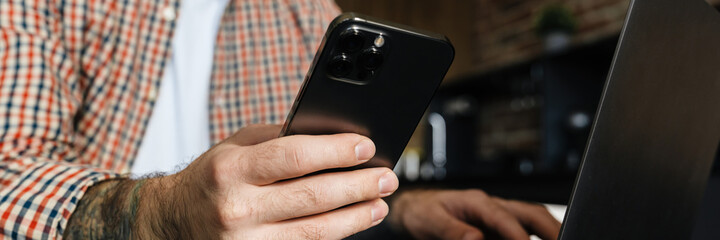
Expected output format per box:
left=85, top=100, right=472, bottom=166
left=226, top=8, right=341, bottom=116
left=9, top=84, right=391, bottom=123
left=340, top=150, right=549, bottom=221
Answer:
left=558, top=0, right=720, bottom=239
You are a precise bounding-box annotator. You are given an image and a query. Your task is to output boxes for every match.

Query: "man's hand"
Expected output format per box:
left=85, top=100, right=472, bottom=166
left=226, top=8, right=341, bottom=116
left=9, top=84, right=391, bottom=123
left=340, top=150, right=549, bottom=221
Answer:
left=65, top=124, right=399, bottom=239
left=388, top=189, right=561, bottom=240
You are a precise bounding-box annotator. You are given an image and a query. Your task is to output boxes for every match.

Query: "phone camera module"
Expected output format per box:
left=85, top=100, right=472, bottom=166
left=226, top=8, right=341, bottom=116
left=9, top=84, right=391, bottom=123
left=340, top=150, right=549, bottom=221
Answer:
left=339, top=30, right=364, bottom=53
left=358, top=48, right=384, bottom=70
left=328, top=54, right=353, bottom=78
left=357, top=69, right=374, bottom=81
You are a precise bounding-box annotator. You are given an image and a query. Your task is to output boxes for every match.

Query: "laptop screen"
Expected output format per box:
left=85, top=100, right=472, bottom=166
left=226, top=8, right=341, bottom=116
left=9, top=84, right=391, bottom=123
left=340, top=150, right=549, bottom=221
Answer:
left=558, top=0, right=720, bottom=239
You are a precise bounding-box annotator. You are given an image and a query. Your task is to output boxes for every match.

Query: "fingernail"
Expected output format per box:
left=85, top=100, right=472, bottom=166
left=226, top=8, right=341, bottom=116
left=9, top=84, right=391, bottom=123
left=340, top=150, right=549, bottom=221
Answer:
left=355, top=139, right=375, bottom=161
left=378, top=172, right=399, bottom=197
left=371, top=201, right=388, bottom=223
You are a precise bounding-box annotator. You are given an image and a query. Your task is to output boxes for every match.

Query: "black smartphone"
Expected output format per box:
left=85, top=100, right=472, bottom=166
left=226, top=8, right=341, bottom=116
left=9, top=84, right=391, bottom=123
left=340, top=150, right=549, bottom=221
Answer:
left=281, top=13, right=454, bottom=169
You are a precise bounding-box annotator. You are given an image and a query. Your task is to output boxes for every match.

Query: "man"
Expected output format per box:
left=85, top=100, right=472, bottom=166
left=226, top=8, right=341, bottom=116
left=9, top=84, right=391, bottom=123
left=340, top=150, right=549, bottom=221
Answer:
left=0, top=0, right=560, bottom=239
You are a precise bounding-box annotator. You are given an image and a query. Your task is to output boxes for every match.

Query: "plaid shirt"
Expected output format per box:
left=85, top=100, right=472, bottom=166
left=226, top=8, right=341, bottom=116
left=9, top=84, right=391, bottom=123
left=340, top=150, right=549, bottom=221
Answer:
left=0, top=0, right=339, bottom=238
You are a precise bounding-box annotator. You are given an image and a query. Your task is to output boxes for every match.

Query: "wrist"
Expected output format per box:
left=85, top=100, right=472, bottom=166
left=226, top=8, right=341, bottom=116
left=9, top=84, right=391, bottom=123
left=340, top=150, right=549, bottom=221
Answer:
left=134, top=172, right=221, bottom=239
left=133, top=176, right=181, bottom=238
left=65, top=178, right=173, bottom=239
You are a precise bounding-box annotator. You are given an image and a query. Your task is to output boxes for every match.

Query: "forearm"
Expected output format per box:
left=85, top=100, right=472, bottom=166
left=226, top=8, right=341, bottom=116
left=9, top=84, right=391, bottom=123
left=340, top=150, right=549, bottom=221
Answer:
left=63, top=178, right=170, bottom=239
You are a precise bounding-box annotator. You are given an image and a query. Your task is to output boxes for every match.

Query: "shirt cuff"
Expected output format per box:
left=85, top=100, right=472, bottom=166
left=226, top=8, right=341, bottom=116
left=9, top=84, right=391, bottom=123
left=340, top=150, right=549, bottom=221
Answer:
left=1, top=161, right=122, bottom=239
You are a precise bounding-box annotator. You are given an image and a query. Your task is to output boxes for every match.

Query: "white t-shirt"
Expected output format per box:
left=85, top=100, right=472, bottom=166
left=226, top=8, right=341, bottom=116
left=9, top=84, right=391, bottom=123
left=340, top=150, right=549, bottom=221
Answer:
left=132, top=0, right=230, bottom=176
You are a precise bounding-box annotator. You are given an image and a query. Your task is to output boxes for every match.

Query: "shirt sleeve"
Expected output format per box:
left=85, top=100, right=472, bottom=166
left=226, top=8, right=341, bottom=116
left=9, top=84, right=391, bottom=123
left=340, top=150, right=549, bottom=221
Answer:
left=0, top=7, right=122, bottom=240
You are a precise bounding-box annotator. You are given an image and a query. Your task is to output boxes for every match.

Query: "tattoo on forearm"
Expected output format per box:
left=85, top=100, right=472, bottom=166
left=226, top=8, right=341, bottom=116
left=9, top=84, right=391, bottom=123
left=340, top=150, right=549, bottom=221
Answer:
left=63, top=179, right=147, bottom=239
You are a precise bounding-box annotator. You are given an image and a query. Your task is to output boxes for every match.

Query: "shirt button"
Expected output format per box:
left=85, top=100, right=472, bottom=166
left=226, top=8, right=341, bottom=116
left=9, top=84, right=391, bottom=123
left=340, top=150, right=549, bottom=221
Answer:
left=161, top=6, right=176, bottom=21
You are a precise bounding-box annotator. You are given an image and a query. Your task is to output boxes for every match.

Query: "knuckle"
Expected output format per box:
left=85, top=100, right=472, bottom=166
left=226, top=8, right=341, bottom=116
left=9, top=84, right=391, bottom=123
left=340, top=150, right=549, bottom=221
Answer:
left=258, top=140, right=284, bottom=161
left=294, top=182, right=325, bottom=207
left=246, top=142, right=283, bottom=180
left=343, top=182, right=364, bottom=201
left=480, top=201, right=505, bottom=223
left=207, top=147, right=241, bottom=185
left=218, top=197, right=254, bottom=227
left=297, top=223, right=328, bottom=240
left=263, top=182, right=326, bottom=214
left=285, top=141, right=306, bottom=172
left=218, top=207, right=234, bottom=225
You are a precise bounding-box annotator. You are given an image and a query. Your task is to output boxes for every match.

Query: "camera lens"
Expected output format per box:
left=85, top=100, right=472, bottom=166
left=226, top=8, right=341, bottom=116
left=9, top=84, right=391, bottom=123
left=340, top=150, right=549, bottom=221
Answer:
left=339, top=30, right=364, bottom=52
left=328, top=54, right=353, bottom=78
left=359, top=48, right=384, bottom=70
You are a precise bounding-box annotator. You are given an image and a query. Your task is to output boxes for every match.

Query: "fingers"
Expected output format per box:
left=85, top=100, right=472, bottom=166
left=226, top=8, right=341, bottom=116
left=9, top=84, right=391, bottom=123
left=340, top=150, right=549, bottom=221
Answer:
left=414, top=206, right=485, bottom=240
left=225, top=124, right=283, bottom=146
left=264, top=199, right=388, bottom=240
left=455, top=190, right=530, bottom=240
left=493, top=198, right=562, bottom=240
left=240, top=133, right=375, bottom=185
left=256, top=168, right=398, bottom=222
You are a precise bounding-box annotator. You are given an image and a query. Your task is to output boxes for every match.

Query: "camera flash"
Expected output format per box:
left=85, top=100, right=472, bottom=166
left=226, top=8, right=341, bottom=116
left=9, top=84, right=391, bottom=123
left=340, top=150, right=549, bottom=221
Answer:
left=374, top=35, right=385, bottom=47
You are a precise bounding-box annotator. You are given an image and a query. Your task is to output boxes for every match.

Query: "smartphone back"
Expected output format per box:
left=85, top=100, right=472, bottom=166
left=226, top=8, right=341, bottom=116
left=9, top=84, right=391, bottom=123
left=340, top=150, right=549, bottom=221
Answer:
left=282, top=13, right=454, bottom=169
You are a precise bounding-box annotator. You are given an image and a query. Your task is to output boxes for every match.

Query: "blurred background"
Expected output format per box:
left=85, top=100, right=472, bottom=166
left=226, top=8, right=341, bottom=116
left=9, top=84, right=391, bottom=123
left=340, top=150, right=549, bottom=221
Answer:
left=335, top=0, right=720, bottom=239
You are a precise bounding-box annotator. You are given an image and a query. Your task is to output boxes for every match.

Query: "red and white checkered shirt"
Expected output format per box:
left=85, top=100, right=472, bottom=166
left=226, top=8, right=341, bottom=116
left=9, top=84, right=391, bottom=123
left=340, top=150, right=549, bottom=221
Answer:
left=0, top=0, right=339, bottom=238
